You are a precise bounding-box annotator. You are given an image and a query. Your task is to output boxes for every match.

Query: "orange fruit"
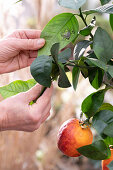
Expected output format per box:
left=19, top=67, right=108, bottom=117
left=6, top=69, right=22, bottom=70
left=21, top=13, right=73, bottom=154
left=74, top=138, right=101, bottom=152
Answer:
left=102, top=148, right=113, bottom=170
left=57, top=118, right=93, bottom=157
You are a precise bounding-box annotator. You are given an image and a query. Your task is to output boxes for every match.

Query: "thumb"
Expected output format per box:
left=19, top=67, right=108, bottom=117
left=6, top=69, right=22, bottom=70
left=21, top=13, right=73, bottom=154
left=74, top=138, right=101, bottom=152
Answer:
left=23, top=84, right=44, bottom=102
left=15, top=38, right=45, bottom=50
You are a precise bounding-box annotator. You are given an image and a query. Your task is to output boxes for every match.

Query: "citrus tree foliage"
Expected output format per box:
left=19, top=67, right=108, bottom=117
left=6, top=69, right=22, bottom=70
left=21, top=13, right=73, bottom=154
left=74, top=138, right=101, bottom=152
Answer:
left=1, top=0, right=113, bottom=164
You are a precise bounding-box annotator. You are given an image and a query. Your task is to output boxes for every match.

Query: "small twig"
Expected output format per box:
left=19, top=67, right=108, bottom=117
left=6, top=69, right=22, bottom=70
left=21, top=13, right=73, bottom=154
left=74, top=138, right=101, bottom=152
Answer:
left=103, top=81, right=113, bottom=89
left=79, top=8, right=93, bottom=40
left=66, top=63, right=96, bottom=69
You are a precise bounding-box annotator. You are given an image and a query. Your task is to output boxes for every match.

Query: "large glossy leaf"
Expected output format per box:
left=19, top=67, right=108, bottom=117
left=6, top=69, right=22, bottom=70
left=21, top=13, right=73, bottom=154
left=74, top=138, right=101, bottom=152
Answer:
left=81, top=89, right=106, bottom=118
left=110, top=14, right=113, bottom=31
left=30, top=55, right=52, bottom=87
left=58, top=63, right=71, bottom=88
left=73, top=40, right=92, bottom=60
left=0, top=79, right=36, bottom=99
left=100, top=0, right=111, bottom=5
left=72, top=66, right=80, bottom=90
left=77, top=140, right=111, bottom=160
left=38, top=13, right=79, bottom=56
left=58, top=0, right=86, bottom=10
left=83, top=4, right=113, bottom=15
left=93, top=27, right=113, bottom=63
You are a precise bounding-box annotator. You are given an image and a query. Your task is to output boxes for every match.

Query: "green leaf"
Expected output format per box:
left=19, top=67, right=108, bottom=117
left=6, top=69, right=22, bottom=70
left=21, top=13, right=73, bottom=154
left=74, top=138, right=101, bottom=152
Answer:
left=104, top=136, right=113, bottom=146
left=58, top=48, right=71, bottom=63
left=87, top=51, right=97, bottom=59
left=100, top=0, right=111, bottom=5
left=77, top=140, right=111, bottom=160
left=73, top=40, right=92, bottom=60
left=86, top=58, right=113, bottom=78
left=107, top=161, right=113, bottom=169
left=0, top=79, right=36, bottom=99
left=51, top=63, right=59, bottom=80
left=93, top=27, right=113, bottom=63
left=83, top=4, right=113, bottom=15
left=38, top=13, right=79, bottom=56
left=99, top=103, right=113, bottom=112
left=58, top=0, right=86, bottom=10
left=79, top=59, right=88, bottom=78
left=72, top=66, right=80, bottom=90
left=51, top=43, right=59, bottom=63
left=88, top=69, right=104, bottom=89
left=92, top=103, right=113, bottom=138
left=58, top=63, right=71, bottom=88
left=30, top=55, right=52, bottom=87
left=81, top=89, right=106, bottom=118
left=86, top=58, right=107, bottom=70
left=103, top=122, right=113, bottom=137
left=93, top=104, right=113, bottom=144
left=93, top=109, right=113, bottom=136
left=79, top=16, right=96, bottom=36
left=110, top=14, right=113, bottom=31
left=79, top=27, right=92, bottom=36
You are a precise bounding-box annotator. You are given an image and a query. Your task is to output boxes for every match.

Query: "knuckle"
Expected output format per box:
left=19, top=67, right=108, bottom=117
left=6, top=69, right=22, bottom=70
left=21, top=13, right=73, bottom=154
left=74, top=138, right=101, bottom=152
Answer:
left=29, top=112, right=41, bottom=124
left=28, top=128, right=36, bottom=132
left=31, top=124, right=40, bottom=132
left=27, top=39, right=36, bottom=49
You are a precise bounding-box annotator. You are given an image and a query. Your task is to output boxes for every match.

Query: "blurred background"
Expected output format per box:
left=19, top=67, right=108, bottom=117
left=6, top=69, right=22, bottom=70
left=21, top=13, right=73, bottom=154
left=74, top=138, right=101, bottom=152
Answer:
left=0, top=0, right=112, bottom=170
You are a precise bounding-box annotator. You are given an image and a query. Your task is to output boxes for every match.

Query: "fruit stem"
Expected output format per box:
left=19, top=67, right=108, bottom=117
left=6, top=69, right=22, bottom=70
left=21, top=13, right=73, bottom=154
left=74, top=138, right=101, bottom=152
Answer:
left=80, top=118, right=91, bottom=128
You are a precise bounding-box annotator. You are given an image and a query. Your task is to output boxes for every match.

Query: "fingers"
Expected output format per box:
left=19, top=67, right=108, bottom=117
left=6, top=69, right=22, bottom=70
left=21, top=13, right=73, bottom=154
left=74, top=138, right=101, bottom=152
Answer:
left=31, top=85, right=53, bottom=114
left=40, top=103, right=51, bottom=123
left=15, top=38, right=45, bottom=51
left=7, top=29, right=42, bottom=39
left=36, top=84, right=53, bottom=105
left=20, top=29, right=42, bottom=39
left=27, top=50, right=38, bottom=66
left=23, top=84, right=44, bottom=102
left=27, top=58, right=36, bottom=66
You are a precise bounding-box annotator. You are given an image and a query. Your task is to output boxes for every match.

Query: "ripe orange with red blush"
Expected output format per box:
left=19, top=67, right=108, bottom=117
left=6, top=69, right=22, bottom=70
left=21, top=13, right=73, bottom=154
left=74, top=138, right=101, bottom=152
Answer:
left=57, top=118, right=93, bottom=157
left=102, top=148, right=113, bottom=170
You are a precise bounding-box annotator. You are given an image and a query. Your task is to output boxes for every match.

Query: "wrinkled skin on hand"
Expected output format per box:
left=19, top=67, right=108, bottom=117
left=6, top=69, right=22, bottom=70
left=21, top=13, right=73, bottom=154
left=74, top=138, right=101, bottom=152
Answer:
left=0, top=29, right=45, bottom=74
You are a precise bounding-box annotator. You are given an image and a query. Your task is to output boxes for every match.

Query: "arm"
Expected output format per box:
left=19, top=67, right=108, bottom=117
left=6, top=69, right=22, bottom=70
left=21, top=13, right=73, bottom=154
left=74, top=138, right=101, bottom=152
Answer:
left=0, top=84, right=53, bottom=132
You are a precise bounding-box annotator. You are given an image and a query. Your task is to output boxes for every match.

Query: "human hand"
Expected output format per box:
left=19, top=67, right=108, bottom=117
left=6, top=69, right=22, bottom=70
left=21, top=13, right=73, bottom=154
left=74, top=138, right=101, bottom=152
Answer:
left=0, top=84, right=53, bottom=132
left=0, top=29, right=45, bottom=74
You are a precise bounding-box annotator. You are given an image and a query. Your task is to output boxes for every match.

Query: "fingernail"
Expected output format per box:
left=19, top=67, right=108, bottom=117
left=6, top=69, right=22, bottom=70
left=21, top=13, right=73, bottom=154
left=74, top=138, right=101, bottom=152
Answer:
left=37, top=38, right=45, bottom=45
